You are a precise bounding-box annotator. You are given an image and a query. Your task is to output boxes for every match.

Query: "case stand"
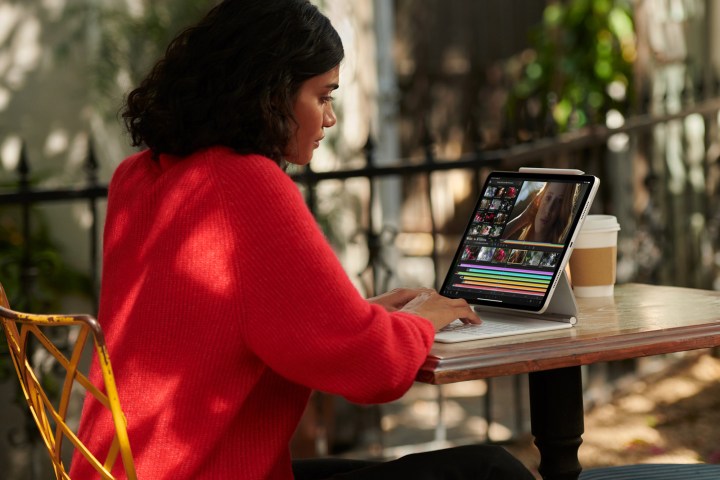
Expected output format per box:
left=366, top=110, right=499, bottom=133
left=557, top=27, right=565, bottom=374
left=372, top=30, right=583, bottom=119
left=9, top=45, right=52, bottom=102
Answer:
left=474, top=270, right=578, bottom=325
left=540, top=270, right=578, bottom=324
left=516, top=166, right=583, bottom=323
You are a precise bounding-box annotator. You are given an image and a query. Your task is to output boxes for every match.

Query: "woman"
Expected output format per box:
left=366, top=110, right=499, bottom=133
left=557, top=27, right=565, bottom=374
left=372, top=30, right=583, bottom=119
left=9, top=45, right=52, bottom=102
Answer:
left=70, top=1, right=534, bottom=479
left=504, top=182, right=579, bottom=244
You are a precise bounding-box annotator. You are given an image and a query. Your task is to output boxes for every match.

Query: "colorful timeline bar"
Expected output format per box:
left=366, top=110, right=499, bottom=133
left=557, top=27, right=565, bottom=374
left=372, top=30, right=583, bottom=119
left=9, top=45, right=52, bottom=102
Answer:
left=455, top=264, right=553, bottom=296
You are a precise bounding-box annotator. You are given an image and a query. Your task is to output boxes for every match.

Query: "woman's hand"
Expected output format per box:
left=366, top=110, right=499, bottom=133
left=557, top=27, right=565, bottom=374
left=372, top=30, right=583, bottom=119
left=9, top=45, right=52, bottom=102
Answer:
left=367, top=287, right=436, bottom=312
left=399, top=291, right=482, bottom=332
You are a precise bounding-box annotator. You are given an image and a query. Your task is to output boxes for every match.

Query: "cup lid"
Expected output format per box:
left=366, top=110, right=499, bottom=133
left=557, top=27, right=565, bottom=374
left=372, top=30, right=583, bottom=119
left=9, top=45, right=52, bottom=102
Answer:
left=582, top=215, right=620, bottom=231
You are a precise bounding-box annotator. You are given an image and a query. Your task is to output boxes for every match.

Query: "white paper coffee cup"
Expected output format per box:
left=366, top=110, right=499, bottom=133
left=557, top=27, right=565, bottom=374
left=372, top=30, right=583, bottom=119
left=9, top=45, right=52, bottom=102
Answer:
left=569, top=215, right=620, bottom=297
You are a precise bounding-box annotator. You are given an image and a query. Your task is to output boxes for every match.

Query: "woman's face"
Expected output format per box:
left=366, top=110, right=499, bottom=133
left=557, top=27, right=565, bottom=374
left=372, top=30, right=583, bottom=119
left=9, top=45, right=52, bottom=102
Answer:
left=534, top=183, right=567, bottom=239
left=286, top=66, right=340, bottom=166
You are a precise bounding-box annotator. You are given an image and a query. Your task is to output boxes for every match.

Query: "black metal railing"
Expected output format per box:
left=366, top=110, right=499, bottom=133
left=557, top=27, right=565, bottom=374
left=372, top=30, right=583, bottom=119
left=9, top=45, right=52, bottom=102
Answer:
left=3, top=97, right=719, bottom=307
left=0, top=142, right=107, bottom=312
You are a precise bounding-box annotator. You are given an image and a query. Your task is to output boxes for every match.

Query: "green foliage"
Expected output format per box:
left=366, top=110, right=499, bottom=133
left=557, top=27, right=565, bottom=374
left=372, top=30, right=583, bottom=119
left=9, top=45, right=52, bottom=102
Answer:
left=508, top=0, right=636, bottom=133
left=57, top=1, right=218, bottom=118
left=0, top=204, right=93, bottom=381
left=0, top=207, right=92, bottom=312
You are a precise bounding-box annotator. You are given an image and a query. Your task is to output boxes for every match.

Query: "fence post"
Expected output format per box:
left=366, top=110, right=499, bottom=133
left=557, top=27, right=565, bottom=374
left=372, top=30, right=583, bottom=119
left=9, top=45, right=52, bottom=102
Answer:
left=421, top=117, right=440, bottom=289
left=17, top=143, right=33, bottom=312
left=363, top=135, right=379, bottom=297
left=85, top=139, right=100, bottom=312
left=360, top=134, right=395, bottom=297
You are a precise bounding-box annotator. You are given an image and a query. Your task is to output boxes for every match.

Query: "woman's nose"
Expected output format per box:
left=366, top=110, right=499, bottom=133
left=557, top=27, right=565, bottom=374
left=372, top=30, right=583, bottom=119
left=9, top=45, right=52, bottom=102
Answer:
left=323, top=105, right=337, bottom=128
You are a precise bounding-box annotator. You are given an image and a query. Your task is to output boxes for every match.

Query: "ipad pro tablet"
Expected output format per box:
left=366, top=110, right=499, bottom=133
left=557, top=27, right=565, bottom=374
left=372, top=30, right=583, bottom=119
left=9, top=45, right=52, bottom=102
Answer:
left=439, top=169, right=599, bottom=334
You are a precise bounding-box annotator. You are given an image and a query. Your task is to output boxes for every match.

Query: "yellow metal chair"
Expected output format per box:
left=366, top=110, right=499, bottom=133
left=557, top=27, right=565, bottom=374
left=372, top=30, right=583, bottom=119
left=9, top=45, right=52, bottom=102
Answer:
left=0, top=282, right=137, bottom=480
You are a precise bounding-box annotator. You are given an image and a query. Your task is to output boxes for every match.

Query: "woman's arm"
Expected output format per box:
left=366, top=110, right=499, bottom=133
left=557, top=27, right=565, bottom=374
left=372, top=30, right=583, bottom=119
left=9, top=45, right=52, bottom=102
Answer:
left=369, top=288, right=481, bottom=331
left=217, top=155, right=465, bottom=404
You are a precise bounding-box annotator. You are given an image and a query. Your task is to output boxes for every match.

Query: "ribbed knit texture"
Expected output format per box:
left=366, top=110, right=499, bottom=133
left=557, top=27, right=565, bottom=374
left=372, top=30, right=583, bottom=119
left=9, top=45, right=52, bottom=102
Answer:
left=69, top=147, right=435, bottom=479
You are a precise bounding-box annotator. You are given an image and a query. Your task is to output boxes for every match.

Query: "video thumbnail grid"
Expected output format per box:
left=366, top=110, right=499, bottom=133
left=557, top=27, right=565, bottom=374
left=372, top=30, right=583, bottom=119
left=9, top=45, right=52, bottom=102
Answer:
left=467, top=183, right=519, bottom=239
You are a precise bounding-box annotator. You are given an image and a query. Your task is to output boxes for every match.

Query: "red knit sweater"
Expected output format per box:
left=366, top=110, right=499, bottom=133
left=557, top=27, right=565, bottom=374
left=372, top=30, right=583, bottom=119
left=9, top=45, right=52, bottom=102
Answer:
left=70, top=147, right=435, bottom=479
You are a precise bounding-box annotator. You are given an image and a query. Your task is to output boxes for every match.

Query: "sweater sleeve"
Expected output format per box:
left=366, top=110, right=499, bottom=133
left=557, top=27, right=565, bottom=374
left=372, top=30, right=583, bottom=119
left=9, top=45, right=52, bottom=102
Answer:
left=214, top=154, right=436, bottom=404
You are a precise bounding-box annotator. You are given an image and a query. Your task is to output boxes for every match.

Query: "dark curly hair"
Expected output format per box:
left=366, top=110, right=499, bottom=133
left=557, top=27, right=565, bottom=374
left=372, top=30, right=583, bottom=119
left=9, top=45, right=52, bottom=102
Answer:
left=122, top=0, right=344, bottom=164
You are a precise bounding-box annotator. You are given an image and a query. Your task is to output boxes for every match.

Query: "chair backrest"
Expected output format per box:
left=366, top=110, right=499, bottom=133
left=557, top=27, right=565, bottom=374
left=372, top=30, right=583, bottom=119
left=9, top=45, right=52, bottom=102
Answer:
left=0, top=282, right=137, bottom=480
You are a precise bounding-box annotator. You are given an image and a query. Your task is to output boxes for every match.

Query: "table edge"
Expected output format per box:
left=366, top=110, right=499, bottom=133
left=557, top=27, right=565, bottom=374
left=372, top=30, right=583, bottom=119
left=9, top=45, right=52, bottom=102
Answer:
left=418, top=323, right=720, bottom=384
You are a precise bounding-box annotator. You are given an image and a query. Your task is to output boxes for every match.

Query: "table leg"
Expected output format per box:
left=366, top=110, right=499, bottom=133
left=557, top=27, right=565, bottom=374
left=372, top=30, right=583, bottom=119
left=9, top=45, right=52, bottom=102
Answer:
left=529, top=366, right=584, bottom=480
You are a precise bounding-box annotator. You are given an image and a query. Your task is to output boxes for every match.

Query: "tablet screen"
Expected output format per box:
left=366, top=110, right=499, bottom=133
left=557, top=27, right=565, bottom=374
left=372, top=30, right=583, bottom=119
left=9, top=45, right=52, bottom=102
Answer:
left=440, top=171, right=598, bottom=312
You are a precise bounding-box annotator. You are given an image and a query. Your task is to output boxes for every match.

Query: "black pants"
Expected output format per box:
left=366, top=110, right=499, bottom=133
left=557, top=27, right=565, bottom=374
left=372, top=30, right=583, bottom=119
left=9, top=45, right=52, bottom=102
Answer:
left=292, top=445, right=535, bottom=480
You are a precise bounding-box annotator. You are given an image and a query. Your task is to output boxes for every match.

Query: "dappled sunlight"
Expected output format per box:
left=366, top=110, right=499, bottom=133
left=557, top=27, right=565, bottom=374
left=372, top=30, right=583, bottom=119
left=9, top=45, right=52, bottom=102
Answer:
left=0, top=0, right=102, bottom=190
left=579, top=351, right=720, bottom=468
left=40, top=0, right=67, bottom=20
left=0, top=5, right=42, bottom=91
left=1, top=134, right=21, bottom=170
left=689, top=353, right=720, bottom=381
left=441, top=379, right=488, bottom=398
left=487, top=421, right=513, bottom=442
left=430, top=169, right=475, bottom=230
left=72, top=203, right=95, bottom=229
left=381, top=400, right=447, bottom=431
left=382, top=398, right=467, bottom=432
left=0, top=2, right=718, bottom=478
left=124, top=0, right=146, bottom=19
left=462, top=415, right=489, bottom=437
left=380, top=380, right=504, bottom=441
left=615, top=393, right=655, bottom=413
left=174, top=216, right=235, bottom=296
left=648, top=376, right=702, bottom=403
left=395, top=232, right=434, bottom=256
left=43, top=127, right=69, bottom=156
left=0, top=87, right=8, bottom=111
left=373, top=352, right=720, bottom=474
